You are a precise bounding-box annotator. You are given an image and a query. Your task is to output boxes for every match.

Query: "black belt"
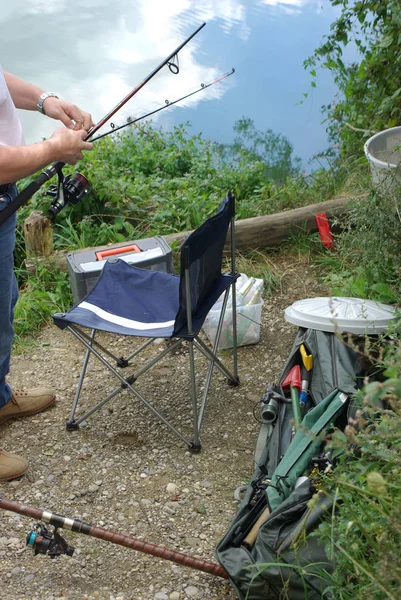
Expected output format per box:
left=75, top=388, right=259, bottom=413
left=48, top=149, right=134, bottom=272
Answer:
left=0, top=183, right=15, bottom=194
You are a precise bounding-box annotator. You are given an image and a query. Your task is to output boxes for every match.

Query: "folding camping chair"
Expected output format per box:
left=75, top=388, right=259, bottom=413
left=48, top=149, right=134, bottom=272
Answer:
left=52, top=191, right=240, bottom=451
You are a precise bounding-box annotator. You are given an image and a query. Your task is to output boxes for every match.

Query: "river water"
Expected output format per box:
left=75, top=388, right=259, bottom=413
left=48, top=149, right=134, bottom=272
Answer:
left=0, top=0, right=342, bottom=166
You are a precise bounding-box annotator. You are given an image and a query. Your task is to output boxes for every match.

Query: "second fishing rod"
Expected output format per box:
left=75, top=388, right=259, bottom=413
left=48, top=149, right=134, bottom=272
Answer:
left=0, top=22, right=206, bottom=227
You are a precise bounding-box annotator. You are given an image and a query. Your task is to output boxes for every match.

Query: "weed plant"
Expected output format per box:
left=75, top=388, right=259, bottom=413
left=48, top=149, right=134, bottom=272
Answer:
left=13, top=262, right=72, bottom=350
left=313, top=357, right=401, bottom=599
left=17, top=121, right=350, bottom=239
left=316, top=180, right=401, bottom=304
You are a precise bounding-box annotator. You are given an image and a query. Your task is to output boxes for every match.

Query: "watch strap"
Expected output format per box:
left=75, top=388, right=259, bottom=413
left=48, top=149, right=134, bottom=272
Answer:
left=37, top=92, right=59, bottom=114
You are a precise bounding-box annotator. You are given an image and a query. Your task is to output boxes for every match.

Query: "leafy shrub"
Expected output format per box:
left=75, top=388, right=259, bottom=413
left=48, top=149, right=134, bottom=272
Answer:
left=315, top=363, right=401, bottom=599
left=318, top=185, right=401, bottom=304
left=305, top=0, right=401, bottom=159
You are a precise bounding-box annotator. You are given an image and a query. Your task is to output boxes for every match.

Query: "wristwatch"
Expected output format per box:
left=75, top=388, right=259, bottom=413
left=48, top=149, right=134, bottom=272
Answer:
left=36, top=92, right=59, bottom=114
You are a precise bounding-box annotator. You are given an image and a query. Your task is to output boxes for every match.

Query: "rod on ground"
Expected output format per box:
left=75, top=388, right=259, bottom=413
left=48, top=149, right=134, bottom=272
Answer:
left=0, top=496, right=229, bottom=580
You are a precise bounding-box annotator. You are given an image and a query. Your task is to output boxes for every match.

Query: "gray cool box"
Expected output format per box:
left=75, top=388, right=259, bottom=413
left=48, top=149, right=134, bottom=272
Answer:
left=67, top=235, right=173, bottom=303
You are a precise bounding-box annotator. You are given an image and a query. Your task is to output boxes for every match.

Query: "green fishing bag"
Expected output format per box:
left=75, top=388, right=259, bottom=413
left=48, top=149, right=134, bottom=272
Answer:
left=216, top=327, right=366, bottom=600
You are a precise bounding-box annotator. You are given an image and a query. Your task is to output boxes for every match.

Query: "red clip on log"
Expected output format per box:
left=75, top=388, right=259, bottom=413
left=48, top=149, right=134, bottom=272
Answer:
left=315, top=212, right=333, bottom=249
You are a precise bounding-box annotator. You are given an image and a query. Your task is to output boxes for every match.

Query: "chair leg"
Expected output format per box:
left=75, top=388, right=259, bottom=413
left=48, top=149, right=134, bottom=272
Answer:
left=230, top=282, right=239, bottom=381
left=197, top=290, right=230, bottom=430
left=66, top=328, right=96, bottom=431
left=229, top=210, right=239, bottom=380
left=66, top=326, right=197, bottom=448
left=194, top=337, right=239, bottom=385
left=188, top=339, right=201, bottom=452
left=195, top=335, right=239, bottom=433
left=124, top=338, right=155, bottom=362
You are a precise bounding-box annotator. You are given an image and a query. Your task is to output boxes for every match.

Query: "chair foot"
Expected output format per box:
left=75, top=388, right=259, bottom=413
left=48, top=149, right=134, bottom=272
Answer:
left=188, top=442, right=202, bottom=453
left=66, top=420, right=80, bottom=432
left=116, top=356, right=129, bottom=368
left=227, top=375, right=240, bottom=387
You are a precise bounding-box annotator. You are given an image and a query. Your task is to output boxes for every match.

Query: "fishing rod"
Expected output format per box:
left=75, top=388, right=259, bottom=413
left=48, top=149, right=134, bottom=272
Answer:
left=91, top=67, right=235, bottom=142
left=0, top=22, right=206, bottom=227
left=42, top=69, right=235, bottom=216
left=0, top=496, right=229, bottom=580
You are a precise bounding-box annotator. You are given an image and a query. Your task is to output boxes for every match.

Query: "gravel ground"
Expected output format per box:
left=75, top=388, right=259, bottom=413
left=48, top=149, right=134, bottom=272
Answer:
left=0, top=256, right=325, bottom=600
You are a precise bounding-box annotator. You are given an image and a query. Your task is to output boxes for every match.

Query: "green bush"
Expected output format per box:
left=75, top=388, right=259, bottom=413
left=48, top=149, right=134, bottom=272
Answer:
left=315, top=364, right=401, bottom=599
left=305, top=0, right=401, bottom=160
left=317, top=185, right=401, bottom=304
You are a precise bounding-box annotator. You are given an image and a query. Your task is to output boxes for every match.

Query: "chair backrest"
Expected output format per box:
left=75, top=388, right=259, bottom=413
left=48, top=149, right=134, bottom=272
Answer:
left=173, top=191, right=235, bottom=335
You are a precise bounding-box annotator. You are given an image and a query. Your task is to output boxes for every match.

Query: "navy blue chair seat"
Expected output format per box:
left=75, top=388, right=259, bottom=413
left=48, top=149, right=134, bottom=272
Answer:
left=54, top=263, right=235, bottom=339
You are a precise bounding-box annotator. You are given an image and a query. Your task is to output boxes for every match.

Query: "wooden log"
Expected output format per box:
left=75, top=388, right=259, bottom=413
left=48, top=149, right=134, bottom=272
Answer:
left=24, top=210, right=54, bottom=258
left=164, top=195, right=352, bottom=251
left=25, top=195, right=355, bottom=272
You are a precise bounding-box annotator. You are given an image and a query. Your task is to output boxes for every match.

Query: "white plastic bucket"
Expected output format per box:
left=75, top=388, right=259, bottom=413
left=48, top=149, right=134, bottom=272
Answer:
left=284, top=297, right=396, bottom=334
left=364, top=126, right=401, bottom=192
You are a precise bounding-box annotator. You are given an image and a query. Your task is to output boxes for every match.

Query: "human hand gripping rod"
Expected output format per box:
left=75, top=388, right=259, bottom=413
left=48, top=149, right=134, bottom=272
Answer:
left=0, top=22, right=206, bottom=227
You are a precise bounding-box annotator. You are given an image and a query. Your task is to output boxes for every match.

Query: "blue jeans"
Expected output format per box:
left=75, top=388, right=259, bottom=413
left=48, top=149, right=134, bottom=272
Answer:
left=0, top=184, right=18, bottom=409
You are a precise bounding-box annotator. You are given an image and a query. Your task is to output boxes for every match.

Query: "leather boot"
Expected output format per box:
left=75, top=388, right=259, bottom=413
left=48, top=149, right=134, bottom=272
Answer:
left=0, top=387, right=56, bottom=425
left=0, top=449, right=28, bottom=481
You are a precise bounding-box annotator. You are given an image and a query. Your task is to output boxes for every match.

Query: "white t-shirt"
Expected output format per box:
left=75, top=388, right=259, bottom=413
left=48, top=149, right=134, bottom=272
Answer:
left=0, top=65, right=24, bottom=147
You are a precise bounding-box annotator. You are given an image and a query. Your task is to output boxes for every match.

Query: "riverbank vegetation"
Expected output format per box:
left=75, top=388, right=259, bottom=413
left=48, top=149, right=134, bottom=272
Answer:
left=305, top=1, right=401, bottom=597
left=12, top=0, right=401, bottom=597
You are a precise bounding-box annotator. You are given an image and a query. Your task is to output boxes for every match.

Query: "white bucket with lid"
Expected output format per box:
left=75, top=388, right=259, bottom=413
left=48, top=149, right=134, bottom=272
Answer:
left=364, top=126, right=401, bottom=192
left=285, top=297, right=397, bottom=334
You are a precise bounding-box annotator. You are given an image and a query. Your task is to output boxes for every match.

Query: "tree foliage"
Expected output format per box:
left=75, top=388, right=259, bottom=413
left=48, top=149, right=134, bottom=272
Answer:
left=305, top=0, right=401, bottom=158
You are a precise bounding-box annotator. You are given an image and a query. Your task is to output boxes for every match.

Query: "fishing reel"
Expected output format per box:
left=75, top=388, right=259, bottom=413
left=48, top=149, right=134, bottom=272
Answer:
left=260, top=383, right=290, bottom=424
left=47, top=170, right=91, bottom=218
left=26, top=523, right=74, bottom=559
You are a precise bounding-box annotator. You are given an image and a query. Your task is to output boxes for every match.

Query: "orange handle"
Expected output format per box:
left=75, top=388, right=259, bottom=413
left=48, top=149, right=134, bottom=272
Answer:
left=96, top=245, right=140, bottom=261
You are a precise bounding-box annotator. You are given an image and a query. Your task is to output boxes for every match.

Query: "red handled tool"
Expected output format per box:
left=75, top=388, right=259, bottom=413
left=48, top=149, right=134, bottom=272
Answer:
left=282, top=365, right=302, bottom=430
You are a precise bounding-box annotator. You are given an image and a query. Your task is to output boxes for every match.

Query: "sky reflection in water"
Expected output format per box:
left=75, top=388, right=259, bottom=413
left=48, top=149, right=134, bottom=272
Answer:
left=0, top=0, right=341, bottom=165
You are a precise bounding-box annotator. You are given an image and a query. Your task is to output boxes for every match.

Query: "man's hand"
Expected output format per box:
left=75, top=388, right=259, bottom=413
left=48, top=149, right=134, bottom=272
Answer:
left=42, top=97, right=94, bottom=132
left=47, top=127, right=94, bottom=165
left=3, top=71, right=94, bottom=132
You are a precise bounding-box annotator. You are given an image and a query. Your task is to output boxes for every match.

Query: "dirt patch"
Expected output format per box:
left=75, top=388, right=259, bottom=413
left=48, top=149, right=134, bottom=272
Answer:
left=0, top=256, right=326, bottom=600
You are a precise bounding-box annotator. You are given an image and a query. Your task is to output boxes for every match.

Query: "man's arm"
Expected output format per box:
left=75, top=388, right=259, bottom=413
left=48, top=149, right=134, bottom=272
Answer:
left=0, top=72, right=94, bottom=184
left=3, top=72, right=44, bottom=111
left=0, top=128, right=93, bottom=185
left=3, top=71, right=93, bottom=130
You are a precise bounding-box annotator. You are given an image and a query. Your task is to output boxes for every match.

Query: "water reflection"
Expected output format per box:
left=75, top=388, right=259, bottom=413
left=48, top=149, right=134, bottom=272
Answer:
left=0, top=0, right=338, bottom=161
